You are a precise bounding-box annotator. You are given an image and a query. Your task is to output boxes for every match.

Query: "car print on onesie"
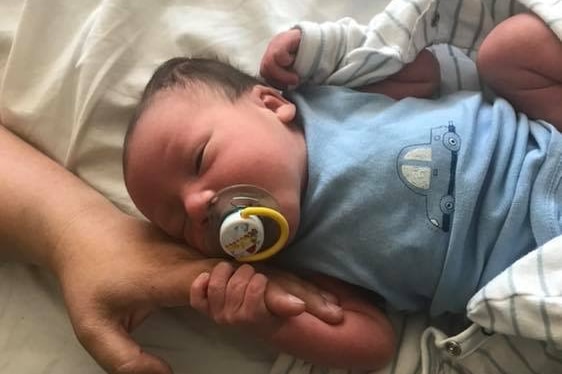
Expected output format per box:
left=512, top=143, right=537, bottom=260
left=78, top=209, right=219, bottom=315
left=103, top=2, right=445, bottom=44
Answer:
left=397, top=122, right=460, bottom=232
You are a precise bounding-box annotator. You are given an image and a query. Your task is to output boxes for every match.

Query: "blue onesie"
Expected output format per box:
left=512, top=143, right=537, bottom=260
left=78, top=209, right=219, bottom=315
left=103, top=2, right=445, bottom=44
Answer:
left=275, top=86, right=562, bottom=316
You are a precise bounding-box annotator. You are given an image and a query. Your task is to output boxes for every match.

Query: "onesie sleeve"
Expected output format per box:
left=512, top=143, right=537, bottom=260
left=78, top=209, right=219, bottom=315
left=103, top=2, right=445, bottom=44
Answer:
left=292, top=18, right=383, bottom=87
left=292, top=3, right=433, bottom=88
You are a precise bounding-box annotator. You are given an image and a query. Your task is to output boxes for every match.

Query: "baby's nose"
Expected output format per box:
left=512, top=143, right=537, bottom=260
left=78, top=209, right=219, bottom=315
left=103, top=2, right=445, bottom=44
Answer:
left=183, top=189, right=215, bottom=226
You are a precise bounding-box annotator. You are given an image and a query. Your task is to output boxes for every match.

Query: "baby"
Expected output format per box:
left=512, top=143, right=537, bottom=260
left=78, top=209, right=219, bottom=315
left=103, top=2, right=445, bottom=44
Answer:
left=123, top=13, right=562, bottom=370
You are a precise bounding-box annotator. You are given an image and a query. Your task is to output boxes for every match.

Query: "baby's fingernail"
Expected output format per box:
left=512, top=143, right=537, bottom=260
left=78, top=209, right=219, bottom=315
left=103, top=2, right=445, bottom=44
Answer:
left=287, top=294, right=305, bottom=305
left=321, top=291, right=338, bottom=304
left=327, top=303, right=342, bottom=313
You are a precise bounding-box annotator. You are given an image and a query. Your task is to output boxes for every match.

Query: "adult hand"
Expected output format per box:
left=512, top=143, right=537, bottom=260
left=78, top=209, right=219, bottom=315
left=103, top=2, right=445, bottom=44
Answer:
left=1, top=124, right=201, bottom=373
left=54, top=212, right=341, bottom=373
left=260, top=28, right=302, bottom=89
left=53, top=211, right=219, bottom=374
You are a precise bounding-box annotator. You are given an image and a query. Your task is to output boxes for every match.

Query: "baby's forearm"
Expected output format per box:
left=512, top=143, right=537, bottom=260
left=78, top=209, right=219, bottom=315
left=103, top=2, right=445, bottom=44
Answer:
left=267, top=305, right=395, bottom=370
left=358, top=49, right=440, bottom=100
left=262, top=274, right=395, bottom=370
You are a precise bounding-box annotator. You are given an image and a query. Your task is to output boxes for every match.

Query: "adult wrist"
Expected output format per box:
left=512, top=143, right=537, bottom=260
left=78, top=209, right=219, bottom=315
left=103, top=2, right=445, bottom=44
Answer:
left=46, top=195, right=126, bottom=276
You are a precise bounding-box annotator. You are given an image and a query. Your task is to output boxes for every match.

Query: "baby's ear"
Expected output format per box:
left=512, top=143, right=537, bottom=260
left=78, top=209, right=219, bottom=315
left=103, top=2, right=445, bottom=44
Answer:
left=250, top=85, right=296, bottom=123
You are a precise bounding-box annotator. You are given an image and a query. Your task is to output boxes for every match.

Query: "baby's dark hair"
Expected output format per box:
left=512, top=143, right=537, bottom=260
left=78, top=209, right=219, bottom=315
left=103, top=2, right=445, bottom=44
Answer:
left=123, top=57, right=263, bottom=177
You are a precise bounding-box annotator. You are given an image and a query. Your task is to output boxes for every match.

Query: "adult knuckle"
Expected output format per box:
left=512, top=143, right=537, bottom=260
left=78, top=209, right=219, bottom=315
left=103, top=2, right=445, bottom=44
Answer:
left=73, top=320, right=98, bottom=347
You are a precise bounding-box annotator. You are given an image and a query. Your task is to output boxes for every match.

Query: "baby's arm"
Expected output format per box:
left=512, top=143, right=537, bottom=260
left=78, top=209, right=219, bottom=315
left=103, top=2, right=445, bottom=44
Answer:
left=260, top=28, right=301, bottom=89
left=261, top=26, right=439, bottom=99
left=357, top=49, right=440, bottom=99
left=190, top=262, right=395, bottom=371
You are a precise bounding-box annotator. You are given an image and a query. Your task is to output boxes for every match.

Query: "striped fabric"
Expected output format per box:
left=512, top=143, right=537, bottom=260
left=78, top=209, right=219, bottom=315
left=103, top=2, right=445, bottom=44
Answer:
left=467, top=235, right=562, bottom=351
left=293, top=0, right=562, bottom=92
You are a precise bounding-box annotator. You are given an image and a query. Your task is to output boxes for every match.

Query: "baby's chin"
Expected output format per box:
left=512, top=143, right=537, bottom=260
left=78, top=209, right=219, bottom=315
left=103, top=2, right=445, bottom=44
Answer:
left=190, top=235, right=225, bottom=259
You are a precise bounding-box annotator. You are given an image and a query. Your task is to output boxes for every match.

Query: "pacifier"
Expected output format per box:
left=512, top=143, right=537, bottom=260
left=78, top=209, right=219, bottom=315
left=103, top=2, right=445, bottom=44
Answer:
left=205, top=185, right=290, bottom=262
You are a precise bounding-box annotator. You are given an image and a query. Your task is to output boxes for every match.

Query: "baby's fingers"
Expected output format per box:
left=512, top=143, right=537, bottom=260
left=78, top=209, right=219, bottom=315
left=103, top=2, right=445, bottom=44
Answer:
left=223, top=264, right=256, bottom=315
left=272, top=28, right=302, bottom=60
left=261, top=64, right=299, bottom=89
left=240, top=272, right=270, bottom=318
left=237, top=272, right=283, bottom=336
left=260, top=29, right=302, bottom=89
left=272, top=48, right=296, bottom=69
left=260, top=49, right=298, bottom=88
left=189, top=272, right=211, bottom=314
left=223, top=266, right=273, bottom=327
left=206, top=261, right=235, bottom=316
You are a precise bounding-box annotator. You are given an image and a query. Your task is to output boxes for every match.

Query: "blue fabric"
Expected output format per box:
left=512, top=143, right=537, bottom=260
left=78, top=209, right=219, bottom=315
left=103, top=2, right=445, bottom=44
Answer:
left=275, top=86, right=562, bottom=315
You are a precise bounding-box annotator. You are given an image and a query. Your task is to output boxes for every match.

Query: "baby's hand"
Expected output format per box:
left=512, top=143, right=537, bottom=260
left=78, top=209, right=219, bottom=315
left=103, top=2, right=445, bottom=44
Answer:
left=190, top=262, right=300, bottom=336
left=260, top=29, right=302, bottom=89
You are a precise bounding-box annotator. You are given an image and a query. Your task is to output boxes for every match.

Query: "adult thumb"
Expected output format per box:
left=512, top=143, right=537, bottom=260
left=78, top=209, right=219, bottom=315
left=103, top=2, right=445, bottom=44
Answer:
left=76, top=318, right=172, bottom=374
left=265, top=281, right=307, bottom=317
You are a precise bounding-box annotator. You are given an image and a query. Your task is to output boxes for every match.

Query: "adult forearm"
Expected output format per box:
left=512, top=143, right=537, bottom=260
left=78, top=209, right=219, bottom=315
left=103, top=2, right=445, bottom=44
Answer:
left=0, top=125, right=119, bottom=270
left=0, top=126, right=222, bottom=374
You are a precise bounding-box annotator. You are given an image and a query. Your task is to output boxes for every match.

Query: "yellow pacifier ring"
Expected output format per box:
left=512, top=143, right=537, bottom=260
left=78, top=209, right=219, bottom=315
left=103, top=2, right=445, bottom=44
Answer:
left=237, top=207, right=289, bottom=262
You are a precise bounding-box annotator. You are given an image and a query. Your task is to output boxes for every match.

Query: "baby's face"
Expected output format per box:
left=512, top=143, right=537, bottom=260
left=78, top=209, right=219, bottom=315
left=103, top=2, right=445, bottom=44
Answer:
left=125, top=86, right=306, bottom=257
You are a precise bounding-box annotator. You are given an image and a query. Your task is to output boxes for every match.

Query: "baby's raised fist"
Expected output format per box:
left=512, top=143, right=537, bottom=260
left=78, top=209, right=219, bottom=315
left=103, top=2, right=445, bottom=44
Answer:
left=260, top=29, right=302, bottom=89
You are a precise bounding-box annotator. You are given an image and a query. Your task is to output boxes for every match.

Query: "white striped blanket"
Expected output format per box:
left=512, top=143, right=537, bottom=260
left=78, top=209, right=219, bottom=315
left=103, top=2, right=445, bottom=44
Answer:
left=293, top=0, right=562, bottom=91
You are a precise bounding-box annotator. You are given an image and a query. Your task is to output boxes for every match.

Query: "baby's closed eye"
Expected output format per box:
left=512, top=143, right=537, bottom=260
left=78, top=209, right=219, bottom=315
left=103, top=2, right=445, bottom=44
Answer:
left=195, top=141, right=207, bottom=175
